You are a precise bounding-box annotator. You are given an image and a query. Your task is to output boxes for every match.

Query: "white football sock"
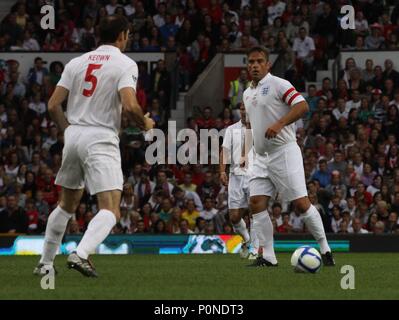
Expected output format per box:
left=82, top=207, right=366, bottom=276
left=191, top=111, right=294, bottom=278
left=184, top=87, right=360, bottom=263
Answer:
left=253, top=210, right=277, bottom=264
left=233, top=218, right=250, bottom=244
left=302, top=204, right=331, bottom=254
left=250, top=217, right=259, bottom=253
left=76, top=209, right=116, bottom=259
left=40, top=206, right=72, bottom=265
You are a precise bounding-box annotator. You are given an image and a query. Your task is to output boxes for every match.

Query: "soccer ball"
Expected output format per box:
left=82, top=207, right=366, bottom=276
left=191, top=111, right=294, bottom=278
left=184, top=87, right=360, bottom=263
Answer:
left=291, top=246, right=322, bottom=273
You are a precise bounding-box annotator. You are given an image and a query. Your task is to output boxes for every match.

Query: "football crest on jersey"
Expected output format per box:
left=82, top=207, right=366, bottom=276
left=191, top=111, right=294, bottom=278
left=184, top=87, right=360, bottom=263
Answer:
left=261, top=85, right=269, bottom=96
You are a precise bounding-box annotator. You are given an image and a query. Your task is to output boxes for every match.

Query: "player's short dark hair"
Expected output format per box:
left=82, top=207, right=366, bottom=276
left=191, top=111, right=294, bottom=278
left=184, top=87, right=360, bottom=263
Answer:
left=99, top=15, right=129, bottom=44
left=246, top=46, right=269, bottom=61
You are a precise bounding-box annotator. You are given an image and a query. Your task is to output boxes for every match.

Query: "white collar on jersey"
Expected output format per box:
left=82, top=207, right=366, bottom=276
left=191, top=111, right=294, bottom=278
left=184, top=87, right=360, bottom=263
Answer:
left=96, top=44, right=121, bottom=53
left=250, top=72, right=271, bottom=89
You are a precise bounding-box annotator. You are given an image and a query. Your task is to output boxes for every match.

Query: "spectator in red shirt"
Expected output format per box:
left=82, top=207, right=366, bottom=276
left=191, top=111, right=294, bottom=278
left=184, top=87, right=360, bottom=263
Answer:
left=316, top=77, right=334, bottom=100
left=196, top=106, right=216, bottom=129
left=191, top=164, right=205, bottom=187
left=209, top=0, right=222, bottom=24
left=25, top=198, right=39, bottom=234
left=36, top=168, right=59, bottom=208
left=220, top=107, right=234, bottom=128
left=354, top=182, right=373, bottom=206
left=277, top=213, right=293, bottom=233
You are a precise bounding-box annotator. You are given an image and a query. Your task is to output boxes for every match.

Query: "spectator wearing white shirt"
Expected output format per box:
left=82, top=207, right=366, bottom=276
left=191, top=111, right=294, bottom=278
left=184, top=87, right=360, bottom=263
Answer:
left=28, top=93, right=46, bottom=115
left=0, top=103, right=7, bottom=123
left=354, top=11, right=368, bottom=37
left=289, top=210, right=304, bottom=232
left=292, top=27, right=315, bottom=80
left=330, top=206, right=343, bottom=233
left=352, top=152, right=364, bottom=177
left=42, top=126, right=58, bottom=151
left=105, top=0, right=121, bottom=15
left=176, top=219, right=194, bottom=234
left=173, top=187, right=203, bottom=211
left=348, top=218, right=369, bottom=234
left=7, top=72, right=26, bottom=98
left=267, top=0, right=286, bottom=25
left=271, top=203, right=283, bottom=227
left=222, top=3, right=239, bottom=25
left=124, top=0, right=137, bottom=17
left=174, top=5, right=185, bottom=28
left=365, top=23, right=385, bottom=50
left=345, top=90, right=362, bottom=111
left=389, top=90, right=399, bottom=110
left=367, top=175, right=382, bottom=196
left=71, top=17, right=96, bottom=50
left=333, top=98, right=349, bottom=120
left=346, top=197, right=357, bottom=217
left=153, top=2, right=167, bottom=28
left=22, top=30, right=40, bottom=51
left=156, top=170, right=175, bottom=198
left=200, top=197, right=218, bottom=221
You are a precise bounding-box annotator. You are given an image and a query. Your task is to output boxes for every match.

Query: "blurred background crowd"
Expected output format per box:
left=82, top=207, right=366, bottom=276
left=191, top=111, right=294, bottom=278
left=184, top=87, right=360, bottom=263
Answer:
left=0, top=0, right=399, bottom=237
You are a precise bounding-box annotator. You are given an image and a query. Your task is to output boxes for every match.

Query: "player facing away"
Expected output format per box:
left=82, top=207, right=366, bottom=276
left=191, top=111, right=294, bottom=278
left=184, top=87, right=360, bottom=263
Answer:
left=243, top=46, right=335, bottom=267
left=220, top=103, right=258, bottom=260
left=33, top=15, right=154, bottom=277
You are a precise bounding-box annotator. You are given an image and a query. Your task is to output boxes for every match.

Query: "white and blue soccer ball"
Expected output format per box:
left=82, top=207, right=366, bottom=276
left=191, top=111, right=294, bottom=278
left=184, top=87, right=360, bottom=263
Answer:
left=291, top=246, right=322, bottom=273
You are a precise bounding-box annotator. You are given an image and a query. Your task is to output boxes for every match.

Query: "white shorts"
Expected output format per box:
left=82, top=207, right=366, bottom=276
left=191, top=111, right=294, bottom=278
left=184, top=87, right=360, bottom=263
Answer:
left=55, top=125, right=123, bottom=195
left=228, top=174, right=250, bottom=209
left=249, top=142, right=308, bottom=202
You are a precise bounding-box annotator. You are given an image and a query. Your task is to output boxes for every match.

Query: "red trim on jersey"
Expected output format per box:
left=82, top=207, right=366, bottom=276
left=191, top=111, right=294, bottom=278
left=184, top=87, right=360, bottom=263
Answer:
left=282, top=87, right=295, bottom=102
left=288, top=92, right=301, bottom=106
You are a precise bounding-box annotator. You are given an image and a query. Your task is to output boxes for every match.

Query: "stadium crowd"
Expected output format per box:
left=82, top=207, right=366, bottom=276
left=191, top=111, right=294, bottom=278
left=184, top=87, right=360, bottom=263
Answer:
left=0, top=0, right=399, bottom=237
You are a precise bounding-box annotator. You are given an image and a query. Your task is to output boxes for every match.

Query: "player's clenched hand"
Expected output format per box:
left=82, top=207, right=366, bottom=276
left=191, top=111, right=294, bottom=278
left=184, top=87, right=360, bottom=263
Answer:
left=265, top=121, right=284, bottom=139
left=144, top=113, right=155, bottom=131
left=220, top=172, right=228, bottom=186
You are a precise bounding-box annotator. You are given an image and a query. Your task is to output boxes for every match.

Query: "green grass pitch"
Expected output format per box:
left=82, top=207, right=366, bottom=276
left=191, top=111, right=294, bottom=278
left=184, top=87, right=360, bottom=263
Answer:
left=1, top=253, right=398, bottom=300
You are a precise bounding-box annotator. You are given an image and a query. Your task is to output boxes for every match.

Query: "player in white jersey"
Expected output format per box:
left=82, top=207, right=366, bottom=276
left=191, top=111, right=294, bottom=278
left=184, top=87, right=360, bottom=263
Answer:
left=243, top=46, right=335, bottom=267
left=220, top=103, right=257, bottom=260
left=33, top=15, right=154, bottom=277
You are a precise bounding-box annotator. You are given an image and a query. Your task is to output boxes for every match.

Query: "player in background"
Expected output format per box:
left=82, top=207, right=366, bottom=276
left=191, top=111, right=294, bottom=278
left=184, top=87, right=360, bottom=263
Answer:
left=243, top=46, right=335, bottom=267
left=33, top=15, right=154, bottom=277
left=220, top=103, right=257, bottom=260
left=243, top=117, right=260, bottom=260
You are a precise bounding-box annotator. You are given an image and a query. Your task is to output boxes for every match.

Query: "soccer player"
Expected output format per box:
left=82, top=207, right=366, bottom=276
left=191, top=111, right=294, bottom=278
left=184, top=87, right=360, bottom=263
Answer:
left=220, top=103, right=257, bottom=259
left=243, top=46, right=335, bottom=267
left=33, top=15, right=154, bottom=277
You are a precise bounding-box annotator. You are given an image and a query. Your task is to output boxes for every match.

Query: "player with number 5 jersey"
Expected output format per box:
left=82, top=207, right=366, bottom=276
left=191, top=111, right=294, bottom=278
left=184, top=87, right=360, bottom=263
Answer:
left=33, top=15, right=154, bottom=278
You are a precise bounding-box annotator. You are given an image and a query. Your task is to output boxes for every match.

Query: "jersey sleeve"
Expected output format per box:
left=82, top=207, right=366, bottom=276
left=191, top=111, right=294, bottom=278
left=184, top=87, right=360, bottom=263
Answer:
left=277, top=78, right=305, bottom=107
left=57, top=61, right=74, bottom=90
left=118, top=60, right=138, bottom=91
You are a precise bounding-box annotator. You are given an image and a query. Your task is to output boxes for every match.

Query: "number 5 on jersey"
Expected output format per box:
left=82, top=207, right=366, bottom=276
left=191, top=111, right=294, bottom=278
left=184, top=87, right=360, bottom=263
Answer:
left=83, top=63, right=102, bottom=97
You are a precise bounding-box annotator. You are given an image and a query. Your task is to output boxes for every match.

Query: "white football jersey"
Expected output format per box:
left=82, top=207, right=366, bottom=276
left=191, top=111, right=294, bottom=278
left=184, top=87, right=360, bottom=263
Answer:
left=57, top=45, right=138, bottom=133
left=243, top=73, right=305, bottom=155
left=222, top=120, right=246, bottom=174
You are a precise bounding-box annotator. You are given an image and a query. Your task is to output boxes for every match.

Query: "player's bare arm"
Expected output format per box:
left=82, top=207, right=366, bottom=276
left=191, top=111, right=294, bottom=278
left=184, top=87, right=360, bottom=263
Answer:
left=219, top=147, right=229, bottom=186
left=265, top=101, right=309, bottom=139
left=242, top=120, right=253, bottom=168
left=48, top=86, right=71, bottom=133
left=119, top=87, right=154, bottom=131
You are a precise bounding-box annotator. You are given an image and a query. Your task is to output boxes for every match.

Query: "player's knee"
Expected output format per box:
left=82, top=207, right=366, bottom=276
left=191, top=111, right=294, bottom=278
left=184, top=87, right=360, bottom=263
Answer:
left=112, top=208, right=121, bottom=222
left=249, top=197, right=264, bottom=214
left=229, top=210, right=241, bottom=224
left=59, top=201, right=78, bottom=214
left=294, top=197, right=311, bottom=213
